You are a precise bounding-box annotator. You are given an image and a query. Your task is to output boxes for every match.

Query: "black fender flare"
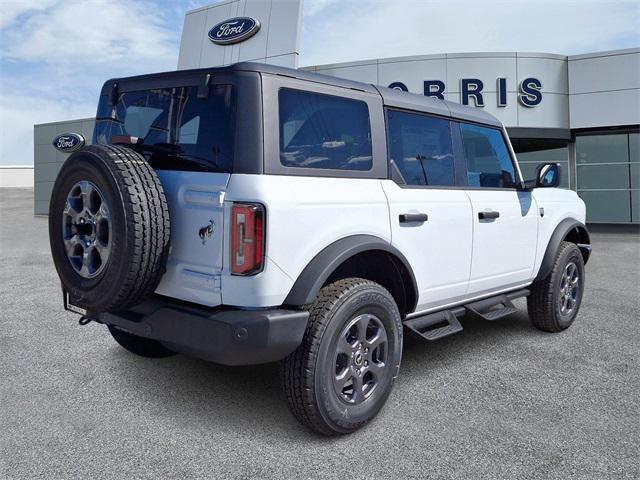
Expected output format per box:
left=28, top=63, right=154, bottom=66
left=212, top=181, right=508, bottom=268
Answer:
left=283, top=234, right=418, bottom=310
left=535, top=218, right=591, bottom=281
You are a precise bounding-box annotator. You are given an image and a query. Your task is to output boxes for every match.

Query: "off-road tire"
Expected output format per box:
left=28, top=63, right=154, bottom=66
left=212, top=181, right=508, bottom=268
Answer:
left=108, top=326, right=175, bottom=358
left=49, top=145, right=170, bottom=312
left=280, top=278, right=403, bottom=436
left=528, top=241, right=585, bottom=332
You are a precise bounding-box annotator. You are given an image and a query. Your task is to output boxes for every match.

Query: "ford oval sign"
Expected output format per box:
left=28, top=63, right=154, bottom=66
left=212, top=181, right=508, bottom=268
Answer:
left=52, top=133, right=85, bottom=153
left=208, top=17, right=260, bottom=45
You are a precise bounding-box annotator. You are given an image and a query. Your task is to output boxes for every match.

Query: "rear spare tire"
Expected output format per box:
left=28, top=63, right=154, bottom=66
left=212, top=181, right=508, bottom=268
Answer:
left=49, top=145, right=170, bottom=312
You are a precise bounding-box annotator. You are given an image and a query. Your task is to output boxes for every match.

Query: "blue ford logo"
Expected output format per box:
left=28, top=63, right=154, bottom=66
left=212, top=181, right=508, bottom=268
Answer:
left=208, top=17, right=260, bottom=45
left=52, top=133, right=85, bottom=153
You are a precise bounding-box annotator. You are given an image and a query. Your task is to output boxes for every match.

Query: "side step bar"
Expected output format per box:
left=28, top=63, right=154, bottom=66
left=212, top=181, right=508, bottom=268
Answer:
left=404, top=307, right=465, bottom=341
left=403, top=289, right=529, bottom=342
left=466, top=291, right=525, bottom=321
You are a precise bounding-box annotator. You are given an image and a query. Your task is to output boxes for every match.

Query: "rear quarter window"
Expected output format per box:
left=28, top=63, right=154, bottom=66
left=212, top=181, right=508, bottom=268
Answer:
left=278, top=89, right=372, bottom=171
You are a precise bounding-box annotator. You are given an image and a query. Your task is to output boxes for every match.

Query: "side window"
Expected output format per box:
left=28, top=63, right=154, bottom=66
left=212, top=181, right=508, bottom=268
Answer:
left=459, top=123, right=517, bottom=188
left=279, top=89, right=372, bottom=171
left=386, top=109, right=455, bottom=186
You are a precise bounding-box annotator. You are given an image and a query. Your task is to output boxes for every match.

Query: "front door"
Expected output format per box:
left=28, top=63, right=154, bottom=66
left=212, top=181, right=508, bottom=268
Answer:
left=458, top=122, right=538, bottom=294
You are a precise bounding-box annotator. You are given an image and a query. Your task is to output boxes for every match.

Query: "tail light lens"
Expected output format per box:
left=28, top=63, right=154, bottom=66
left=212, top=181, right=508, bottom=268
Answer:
left=230, top=203, right=265, bottom=275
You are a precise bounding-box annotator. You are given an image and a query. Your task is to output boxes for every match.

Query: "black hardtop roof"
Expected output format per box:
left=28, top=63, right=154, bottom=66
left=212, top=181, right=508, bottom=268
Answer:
left=101, top=62, right=501, bottom=128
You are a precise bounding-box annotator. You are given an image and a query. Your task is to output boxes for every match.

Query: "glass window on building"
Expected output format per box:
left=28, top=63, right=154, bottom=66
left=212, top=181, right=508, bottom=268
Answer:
left=511, top=139, right=569, bottom=189
left=575, top=132, right=639, bottom=224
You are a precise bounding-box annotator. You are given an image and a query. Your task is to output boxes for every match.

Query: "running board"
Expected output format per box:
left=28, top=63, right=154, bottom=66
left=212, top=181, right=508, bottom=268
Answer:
left=403, top=289, right=530, bottom=342
left=465, top=289, right=529, bottom=321
left=403, top=307, right=465, bottom=341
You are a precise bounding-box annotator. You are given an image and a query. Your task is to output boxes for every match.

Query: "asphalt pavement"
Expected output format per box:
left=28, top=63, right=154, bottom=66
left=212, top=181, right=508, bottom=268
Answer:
left=1, top=188, right=638, bottom=479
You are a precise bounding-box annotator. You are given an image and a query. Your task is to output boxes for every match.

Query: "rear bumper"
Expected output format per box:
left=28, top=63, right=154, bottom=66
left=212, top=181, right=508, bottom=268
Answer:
left=98, top=297, right=309, bottom=365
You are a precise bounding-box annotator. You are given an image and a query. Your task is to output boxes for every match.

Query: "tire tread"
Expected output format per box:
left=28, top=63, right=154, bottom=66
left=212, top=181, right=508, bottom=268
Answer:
left=280, top=278, right=385, bottom=436
left=528, top=241, right=583, bottom=332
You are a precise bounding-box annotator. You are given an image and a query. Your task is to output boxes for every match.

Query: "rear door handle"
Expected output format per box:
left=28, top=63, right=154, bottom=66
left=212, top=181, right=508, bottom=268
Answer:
left=399, top=213, right=428, bottom=223
left=478, top=210, right=500, bottom=220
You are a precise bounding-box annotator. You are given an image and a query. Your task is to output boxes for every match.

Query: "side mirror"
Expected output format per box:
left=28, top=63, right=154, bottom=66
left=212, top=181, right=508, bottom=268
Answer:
left=532, top=162, right=560, bottom=188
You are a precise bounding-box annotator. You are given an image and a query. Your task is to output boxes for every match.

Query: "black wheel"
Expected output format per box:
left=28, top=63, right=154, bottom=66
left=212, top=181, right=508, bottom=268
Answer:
left=108, top=326, right=175, bottom=358
left=280, top=278, right=403, bottom=435
left=49, top=145, right=170, bottom=312
left=528, top=241, right=585, bottom=332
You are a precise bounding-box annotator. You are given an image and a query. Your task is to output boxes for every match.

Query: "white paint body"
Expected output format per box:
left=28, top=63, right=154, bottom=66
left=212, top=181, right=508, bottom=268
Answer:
left=154, top=170, right=586, bottom=313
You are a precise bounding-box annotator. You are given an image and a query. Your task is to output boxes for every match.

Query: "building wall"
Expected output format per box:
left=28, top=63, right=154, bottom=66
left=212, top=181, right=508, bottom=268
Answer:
left=568, top=49, right=640, bottom=129
left=304, top=52, right=570, bottom=129
left=33, top=118, right=95, bottom=215
left=177, top=0, right=303, bottom=70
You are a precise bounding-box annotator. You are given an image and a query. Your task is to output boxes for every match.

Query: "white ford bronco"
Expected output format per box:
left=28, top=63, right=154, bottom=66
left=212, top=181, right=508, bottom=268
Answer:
left=49, top=63, right=591, bottom=435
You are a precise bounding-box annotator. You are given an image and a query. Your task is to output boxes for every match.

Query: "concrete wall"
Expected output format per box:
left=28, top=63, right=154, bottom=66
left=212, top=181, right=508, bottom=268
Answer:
left=33, top=118, right=95, bottom=215
left=568, top=48, right=640, bottom=129
left=0, top=167, right=34, bottom=188
left=177, top=0, right=303, bottom=70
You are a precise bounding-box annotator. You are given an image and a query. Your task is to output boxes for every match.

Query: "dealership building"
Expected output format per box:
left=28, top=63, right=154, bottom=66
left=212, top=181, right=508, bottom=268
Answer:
left=34, top=0, right=639, bottom=223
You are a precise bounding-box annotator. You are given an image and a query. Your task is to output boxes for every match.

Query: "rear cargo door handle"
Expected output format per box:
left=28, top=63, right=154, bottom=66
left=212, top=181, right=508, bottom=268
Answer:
left=399, top=213, right=428, bottom=223
left=478, top=210, right=500, bottom=220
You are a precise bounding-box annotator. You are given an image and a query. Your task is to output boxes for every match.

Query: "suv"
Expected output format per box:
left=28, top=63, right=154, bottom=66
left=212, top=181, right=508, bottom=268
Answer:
left=49, top=62, right=591, bottom=435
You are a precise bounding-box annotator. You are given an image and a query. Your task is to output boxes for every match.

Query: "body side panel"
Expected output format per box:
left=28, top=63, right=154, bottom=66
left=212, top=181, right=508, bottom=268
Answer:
left=221, top=174, right=391, bottom=307
left=531, top=188, right=588, bottom=277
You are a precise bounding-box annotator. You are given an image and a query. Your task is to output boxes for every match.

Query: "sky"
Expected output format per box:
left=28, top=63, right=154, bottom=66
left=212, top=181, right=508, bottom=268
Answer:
left=0, top=0, right=638, bottom=165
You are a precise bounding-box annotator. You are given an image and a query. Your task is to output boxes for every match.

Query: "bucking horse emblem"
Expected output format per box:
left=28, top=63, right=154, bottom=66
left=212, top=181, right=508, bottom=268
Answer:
left=198, top=219, right=215, bottom=245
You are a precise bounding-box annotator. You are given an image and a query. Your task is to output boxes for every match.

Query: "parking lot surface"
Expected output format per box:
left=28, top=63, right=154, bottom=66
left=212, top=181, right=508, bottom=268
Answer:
left=1, top=188, right=638, bottom=479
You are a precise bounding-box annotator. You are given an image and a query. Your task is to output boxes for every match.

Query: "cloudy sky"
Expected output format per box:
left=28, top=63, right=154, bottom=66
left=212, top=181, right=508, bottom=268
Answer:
left=1, top=0, right=638, bottom=165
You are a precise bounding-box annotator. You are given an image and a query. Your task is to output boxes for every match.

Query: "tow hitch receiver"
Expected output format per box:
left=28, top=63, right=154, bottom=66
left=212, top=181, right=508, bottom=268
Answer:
left=61, top=286, right=98, bottom=325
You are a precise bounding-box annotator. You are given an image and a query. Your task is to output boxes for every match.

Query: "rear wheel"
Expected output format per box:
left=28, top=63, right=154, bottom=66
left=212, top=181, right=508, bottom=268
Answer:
left=280, top=278, right=403, bottom=435
left=108, top=326, right=175, bottom=358
left=528, top=241, right=585, bottom=332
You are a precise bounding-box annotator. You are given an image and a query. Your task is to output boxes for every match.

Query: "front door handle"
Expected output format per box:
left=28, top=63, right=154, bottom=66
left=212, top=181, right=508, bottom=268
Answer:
left=478, top=210, right=500, bottom=220
left=399, top=213, right=428, bottom=223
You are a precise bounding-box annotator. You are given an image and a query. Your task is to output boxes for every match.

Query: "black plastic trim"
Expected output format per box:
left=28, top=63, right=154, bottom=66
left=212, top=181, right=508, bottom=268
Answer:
left=283, top=234, right=419, bottom=310
left=535, top=218, right=591, bottom=281
left=399, top=213, right=428, bottom=223
left=99, top=299, right=308, bottom=366
left=478, top=210, right=500, bottom=220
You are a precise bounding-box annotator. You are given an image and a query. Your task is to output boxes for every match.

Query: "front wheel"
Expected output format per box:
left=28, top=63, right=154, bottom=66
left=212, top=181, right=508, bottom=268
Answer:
left=528, top=241, right=585, bottom=332
left=280, top=278, right=403, bottom=435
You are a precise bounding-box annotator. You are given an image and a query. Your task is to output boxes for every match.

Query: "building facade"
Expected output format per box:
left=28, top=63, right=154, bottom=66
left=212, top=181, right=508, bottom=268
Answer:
left=33, top=1, right=639, bottom=223
left=305, top=49, right=640, bottom=223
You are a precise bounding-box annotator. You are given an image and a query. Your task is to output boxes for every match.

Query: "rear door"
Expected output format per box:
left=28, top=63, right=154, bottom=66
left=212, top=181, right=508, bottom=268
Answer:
left=93, top=79, right=241, bottom=306
left=382, top=109, right=473, bottom=312
left=155, top=171, right=229, bottom=306
left=458, top=122, right=538, bottom=294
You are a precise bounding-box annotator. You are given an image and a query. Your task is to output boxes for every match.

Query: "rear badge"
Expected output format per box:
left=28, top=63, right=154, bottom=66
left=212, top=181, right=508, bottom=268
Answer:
left=199, top=219, right=215, bottom=245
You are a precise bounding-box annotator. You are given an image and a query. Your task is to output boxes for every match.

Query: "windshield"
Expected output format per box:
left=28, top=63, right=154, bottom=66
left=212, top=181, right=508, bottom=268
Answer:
left=94, top=84, right=236, bottom=172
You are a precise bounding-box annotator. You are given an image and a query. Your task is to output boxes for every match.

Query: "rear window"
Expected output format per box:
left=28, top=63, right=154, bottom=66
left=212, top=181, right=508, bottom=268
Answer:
left=386, top=109, right=455, bottom=186
left=94, top=85, right=236, bottom=172
left=278, top=89, right=372, bottom=171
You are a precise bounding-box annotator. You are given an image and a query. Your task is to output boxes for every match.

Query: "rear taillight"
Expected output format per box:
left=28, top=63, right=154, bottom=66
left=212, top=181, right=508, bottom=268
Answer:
left=230, top=203, right=265, bottom=275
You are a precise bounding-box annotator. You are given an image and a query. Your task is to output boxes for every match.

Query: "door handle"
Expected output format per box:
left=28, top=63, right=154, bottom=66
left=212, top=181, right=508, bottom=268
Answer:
left=478, top=210, right=500, bottom=220
left=399, top=213, right=428, bottom=223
